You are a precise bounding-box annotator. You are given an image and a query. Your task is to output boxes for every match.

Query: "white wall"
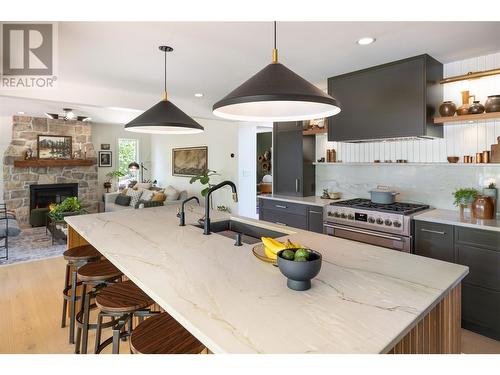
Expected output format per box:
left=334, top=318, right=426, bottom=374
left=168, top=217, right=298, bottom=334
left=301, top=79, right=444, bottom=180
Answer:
left=91, top=122, right=151, bottom=199
left=0, top=116, right=13, bottom=202
left=315, top=51, right=500, bottom=211
left=151, top=118, right=240, bottom=213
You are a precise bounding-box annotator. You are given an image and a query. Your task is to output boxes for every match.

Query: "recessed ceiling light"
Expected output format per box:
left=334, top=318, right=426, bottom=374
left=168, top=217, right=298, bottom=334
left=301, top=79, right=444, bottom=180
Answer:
left=194, top=93, right=204, bottom=98
left=17, top=111, right=25, bottom=115
left=356, top=37, right=376, bottom=46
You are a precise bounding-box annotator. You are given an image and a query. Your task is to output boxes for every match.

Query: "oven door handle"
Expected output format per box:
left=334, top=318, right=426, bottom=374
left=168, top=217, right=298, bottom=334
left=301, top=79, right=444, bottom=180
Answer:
left=323, top=223, right=406, bottom=242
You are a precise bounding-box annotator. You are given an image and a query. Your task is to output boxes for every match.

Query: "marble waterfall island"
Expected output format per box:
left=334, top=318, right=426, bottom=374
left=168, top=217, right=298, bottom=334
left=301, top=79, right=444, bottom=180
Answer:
left=65, top=205, right=468, bottom=354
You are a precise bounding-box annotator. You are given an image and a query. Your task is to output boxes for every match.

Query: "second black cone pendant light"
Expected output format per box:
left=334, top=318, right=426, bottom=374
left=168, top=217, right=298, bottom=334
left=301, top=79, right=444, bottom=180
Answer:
left=125, top=46, right=204, bottom=134
left=212, top=22, right=341, bottom=122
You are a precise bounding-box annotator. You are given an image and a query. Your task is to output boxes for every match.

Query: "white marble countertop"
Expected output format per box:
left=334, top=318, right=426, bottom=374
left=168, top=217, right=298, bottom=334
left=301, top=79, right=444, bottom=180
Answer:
left=66, top=205, right=468, bottom=354
left=414, top=209, right=500, bottom=232
left=259, top=194, right=349, bottom=207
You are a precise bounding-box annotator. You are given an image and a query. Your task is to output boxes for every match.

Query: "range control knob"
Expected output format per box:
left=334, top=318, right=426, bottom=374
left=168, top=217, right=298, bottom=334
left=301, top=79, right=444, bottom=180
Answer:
left=347, top=213, right=354, bottom=220
left=340, top=213, right=347, bottom=219
left=333, top=212, right=340, bottom=218
left=384, top=219, right=393, bottom=226
left=368, top=217, right=376, bottom=224
left=327, top=211, right=334, bottom=216
left=393, top=220, right=402, bottom=228
left=376, top=218, right=384, bottom=225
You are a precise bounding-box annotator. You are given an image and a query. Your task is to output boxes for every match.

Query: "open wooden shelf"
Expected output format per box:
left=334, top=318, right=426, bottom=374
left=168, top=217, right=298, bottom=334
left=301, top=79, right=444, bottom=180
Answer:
left=303, top=128, right=327, bottom=135
left=434, top=112, right=500, bottom=124
left=14, top=159, right=94, bottom=168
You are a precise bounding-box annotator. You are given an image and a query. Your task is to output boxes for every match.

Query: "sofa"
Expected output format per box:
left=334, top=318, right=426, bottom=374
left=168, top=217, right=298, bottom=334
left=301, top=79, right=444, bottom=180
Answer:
left=104, top=185, right=188, bottom=212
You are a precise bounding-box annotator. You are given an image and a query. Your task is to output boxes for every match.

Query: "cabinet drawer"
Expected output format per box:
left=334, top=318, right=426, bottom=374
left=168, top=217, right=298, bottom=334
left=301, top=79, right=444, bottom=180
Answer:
left=414, top=221, right=454, bottom=262
left=455, top=227, right=500, bottom=251
left=260, top=209, right=307, bottom=230
left=260, top=199, right=307, bottom=216
left=457, top=244, right=500, bottom=291
left=462, top=283, right=500, bottom=336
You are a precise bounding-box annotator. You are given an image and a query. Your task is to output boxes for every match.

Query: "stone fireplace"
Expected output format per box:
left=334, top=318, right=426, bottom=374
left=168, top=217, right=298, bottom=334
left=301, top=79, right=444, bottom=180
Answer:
left=2, top=115, right=99, bottom=225
left=30, top=183, right=79, bottom=212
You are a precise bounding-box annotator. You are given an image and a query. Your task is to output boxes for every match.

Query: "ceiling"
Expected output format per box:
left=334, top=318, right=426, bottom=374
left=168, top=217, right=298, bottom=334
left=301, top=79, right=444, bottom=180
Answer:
left=1, top=21, right=499, bottom=123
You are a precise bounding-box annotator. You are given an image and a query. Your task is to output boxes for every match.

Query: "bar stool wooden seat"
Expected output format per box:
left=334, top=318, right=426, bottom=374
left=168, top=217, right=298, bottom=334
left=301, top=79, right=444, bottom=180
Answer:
left=130, top=313, right=205, bottom=354
left=94, top=280, right=155, bottom=354
left=61, top=245, right=101, bottom=344
left=75, top=259, right=123, bottom=354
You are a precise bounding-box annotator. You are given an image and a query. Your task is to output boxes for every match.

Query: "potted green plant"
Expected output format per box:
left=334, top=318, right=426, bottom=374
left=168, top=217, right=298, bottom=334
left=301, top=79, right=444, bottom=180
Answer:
left=189, top=169, right=219, bottom=197
left=105, top=170, right=126, bottom=193
left=483, top=180, right=497, bottom=213
left=48, top=197, right=83, bottom=221
left=452, top=188, right=479, bottom=217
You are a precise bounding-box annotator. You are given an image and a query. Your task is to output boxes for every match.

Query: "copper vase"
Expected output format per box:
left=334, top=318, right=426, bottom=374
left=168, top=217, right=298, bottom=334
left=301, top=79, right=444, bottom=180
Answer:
left=472, top=196, right=495, bottom=220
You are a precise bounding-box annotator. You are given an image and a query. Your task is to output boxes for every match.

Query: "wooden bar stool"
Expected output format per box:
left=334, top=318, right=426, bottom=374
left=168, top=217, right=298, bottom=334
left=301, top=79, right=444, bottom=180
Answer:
left=75, top=259, right=123, bottom=354
left=130, top=313, right=206, bottom=354
left=94, top=280, right=156, bottom=354
left=61, top=245, right=101, bottom=344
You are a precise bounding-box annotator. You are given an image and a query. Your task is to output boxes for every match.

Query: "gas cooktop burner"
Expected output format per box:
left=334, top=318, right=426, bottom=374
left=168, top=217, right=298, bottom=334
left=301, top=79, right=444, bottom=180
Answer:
left=330, top=198, right=429, bottom=215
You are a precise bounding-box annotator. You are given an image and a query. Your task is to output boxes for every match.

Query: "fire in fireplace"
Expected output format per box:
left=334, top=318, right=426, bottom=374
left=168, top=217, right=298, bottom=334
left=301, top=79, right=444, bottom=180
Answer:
left=29, top=183, right=79, bottom=212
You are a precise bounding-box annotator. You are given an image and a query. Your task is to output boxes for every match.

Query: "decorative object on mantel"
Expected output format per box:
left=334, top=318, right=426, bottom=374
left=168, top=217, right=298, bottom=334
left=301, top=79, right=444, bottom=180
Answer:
left=24, top=147, right=33, bottom=160
left=98, top=151, right=112, bottom=167
left=472, top=195, right=495, bottom=220
left=457, top=91, right=474, bottom=116
left=439, top=67, right=500, bottom=84
left=452, top=188, right=479, bottom=218
left=439, top=101, right=456, bottom=117
left=485, top=95, right=500, bottom=113
left=468, top=101, right=485, bottom=115
left=37, top=134, right=72, bottom=159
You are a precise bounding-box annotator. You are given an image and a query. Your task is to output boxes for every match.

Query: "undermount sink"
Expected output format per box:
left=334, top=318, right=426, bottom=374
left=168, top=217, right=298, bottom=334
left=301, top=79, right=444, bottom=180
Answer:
left=192, top=219, right=287, bottom=245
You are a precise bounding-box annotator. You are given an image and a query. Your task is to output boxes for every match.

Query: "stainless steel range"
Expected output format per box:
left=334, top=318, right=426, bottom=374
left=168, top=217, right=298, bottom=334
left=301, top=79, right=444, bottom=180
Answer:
left=323, top=198, right=430, bottom=253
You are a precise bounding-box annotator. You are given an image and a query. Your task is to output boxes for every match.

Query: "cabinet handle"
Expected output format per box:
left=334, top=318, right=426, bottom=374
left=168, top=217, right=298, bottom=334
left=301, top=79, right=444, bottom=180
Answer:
left=310, top=211, right=322, bottom=215
left=421, top=228, right=445, bottom=235
left=295, top=178, right=300, bottom=193
left=275, top=204, right=287, bottom=209
left=275, top=222, right=287, bottom=226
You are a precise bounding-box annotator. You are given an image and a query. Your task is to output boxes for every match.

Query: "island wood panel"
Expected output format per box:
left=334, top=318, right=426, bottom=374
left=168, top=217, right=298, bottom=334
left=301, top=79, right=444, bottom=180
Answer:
left=388, top=284, right=461, bottom=354
left=67, top=225, right=462, bottom=354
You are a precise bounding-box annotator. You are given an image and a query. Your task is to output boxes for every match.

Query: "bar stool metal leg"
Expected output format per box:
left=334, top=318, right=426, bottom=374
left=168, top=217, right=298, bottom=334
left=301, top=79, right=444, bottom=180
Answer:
left=81, top=286, right=92, bottom=354
left=74, top=283, right=87, bottom=354
left=60, top=263, right=70, bottom=328
left=69, top=268, right=79, bottom=344
left=94, top=312, right=103, bottom=354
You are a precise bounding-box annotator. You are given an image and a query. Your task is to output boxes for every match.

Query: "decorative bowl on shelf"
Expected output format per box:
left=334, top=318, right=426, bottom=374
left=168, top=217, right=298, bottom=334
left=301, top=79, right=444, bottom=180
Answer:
left=468, top=101, right=485, bottom=114
left=485, top=95, right=500, bottom=113
left=447, top=156, right=459, bottom=163
left=277, top=248, right=322, bottom=291
left=439, top=101, right=456, bottom=117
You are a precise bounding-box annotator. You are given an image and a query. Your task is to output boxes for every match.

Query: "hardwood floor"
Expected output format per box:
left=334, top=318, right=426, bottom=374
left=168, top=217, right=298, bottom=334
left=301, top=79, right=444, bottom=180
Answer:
left=1, top=256, right=499, bottom=354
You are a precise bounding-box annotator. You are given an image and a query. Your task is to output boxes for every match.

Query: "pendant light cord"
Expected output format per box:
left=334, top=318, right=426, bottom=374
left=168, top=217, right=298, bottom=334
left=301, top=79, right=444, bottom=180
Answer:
left=272, top=21, right=278, bottom=63
left=163, top=49, right=168, bottom=101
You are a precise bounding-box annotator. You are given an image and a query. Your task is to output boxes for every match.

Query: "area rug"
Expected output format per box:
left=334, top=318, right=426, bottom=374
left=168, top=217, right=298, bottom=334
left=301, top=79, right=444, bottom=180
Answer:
left=0, top=226, right=66, bottom=266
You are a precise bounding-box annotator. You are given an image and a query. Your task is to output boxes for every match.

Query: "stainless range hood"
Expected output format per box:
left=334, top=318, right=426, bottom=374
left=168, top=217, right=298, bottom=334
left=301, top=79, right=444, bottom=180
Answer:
left=327, top=54, right=443, bottom=143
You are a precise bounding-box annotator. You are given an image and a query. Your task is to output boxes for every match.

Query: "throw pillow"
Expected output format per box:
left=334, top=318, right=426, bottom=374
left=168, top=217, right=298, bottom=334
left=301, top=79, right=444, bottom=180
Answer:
left=115, top=194, right=131, bottom=206
left=126, top=188, right=143, bottom=207
left=134, top=182, right=152, bottom=191
left=140, top=189, right=155, bottom=202
left=151, top=192, right=166, bottom=202
left=164, top=185, right=179, bottom=201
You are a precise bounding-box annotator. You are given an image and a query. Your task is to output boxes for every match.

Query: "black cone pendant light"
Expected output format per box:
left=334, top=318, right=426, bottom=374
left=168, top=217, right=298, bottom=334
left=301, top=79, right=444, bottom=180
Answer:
left=213, top=22, right=341, bottom=122
left=125, top=46, right=204, bottom=134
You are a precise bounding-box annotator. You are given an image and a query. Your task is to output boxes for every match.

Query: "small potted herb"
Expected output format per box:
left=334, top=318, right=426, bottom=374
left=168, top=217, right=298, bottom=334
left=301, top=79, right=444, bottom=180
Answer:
left=452, top=188, right=479, bottom=216
left=483, top=180, right=497, bottom=200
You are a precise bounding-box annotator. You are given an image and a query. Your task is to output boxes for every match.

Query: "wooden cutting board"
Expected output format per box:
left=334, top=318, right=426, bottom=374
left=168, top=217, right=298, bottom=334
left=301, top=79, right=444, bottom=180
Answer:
left=491, top=143, right=500, bottom=163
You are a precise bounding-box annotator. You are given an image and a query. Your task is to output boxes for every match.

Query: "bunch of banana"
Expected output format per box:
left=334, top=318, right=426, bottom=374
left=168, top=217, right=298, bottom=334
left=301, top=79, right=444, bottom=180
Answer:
left=261, top=237, right=301, bottom=260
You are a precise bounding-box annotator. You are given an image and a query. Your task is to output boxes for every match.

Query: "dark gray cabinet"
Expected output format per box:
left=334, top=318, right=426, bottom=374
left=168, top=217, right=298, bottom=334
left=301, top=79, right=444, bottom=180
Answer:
left=414, top=221, right=500, bottom=340
left=259, top=198, right=323, bottom=233
left=327, top=54, right=443, bottom=142
left=273, top=122, right=315, bottom=197
left=414, top=221, right=454, bottom=262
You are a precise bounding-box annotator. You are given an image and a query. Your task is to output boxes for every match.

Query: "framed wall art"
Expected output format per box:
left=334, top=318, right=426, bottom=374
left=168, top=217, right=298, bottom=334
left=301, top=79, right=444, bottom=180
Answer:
left=172, top=146, right=208, bottom=177
left=99, top=151, right=112, bottom=167
left=37, top=135, right=72, bottom=159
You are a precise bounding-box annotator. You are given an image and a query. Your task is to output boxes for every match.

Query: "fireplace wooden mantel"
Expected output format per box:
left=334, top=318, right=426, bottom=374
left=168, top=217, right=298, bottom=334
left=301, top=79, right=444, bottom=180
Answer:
left=13, top=159, right=95, bottom=168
